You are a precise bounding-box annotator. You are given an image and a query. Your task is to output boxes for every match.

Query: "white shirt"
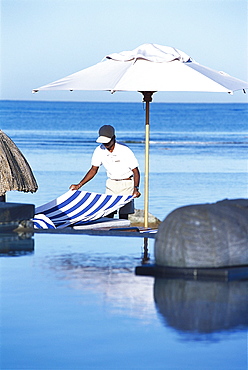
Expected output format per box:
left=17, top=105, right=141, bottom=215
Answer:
left=91, top=141, right=139, bottom=180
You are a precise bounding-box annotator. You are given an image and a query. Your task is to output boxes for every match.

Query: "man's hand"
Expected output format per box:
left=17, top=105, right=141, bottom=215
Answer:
left=133, top=188, right=141, bottom=198
left=69, top=184, right=81, bottom=191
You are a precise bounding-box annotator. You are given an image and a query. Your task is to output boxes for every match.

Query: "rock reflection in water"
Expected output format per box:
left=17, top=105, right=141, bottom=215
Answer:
left=154, top=278, right=248, bottom=339
left=0, top=232, right=34, bottom=256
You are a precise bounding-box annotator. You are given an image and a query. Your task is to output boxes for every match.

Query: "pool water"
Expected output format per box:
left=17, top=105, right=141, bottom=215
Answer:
left=1, top=232, right=247, bottom=370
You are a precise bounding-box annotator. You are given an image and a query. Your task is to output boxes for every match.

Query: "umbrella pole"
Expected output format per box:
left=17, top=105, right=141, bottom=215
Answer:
left=141, top=92, right=154, bottom=228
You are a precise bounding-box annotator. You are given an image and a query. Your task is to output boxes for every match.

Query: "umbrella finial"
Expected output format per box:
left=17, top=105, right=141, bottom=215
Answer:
left=140, top=91, right=155, bottom=103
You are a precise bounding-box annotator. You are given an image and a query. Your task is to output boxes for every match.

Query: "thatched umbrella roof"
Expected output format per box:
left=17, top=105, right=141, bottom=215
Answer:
left=0, top=130, right=38, bottom=196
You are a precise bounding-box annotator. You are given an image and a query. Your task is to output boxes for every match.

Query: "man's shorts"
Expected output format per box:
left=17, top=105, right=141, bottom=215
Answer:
left=105, top=178, right=134, bottom=215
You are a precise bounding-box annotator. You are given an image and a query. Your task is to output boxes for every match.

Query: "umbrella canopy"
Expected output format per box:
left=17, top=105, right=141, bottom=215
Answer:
left=0, top=130, right=38, bottom=198
left=32, top=43, right=248, bottom=227
left=33, top=44, right=248, bottom=93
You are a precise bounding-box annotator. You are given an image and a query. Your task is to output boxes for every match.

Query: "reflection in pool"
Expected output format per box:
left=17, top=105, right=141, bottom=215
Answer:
left=1, top=233, right=247, bottom=369
left=0, top=232, right=34, bottom=256
left=154, top=278, right=248, bottom=340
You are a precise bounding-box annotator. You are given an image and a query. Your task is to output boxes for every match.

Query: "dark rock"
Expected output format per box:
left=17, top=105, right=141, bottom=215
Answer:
left=155, top=199, right=248, bottom=268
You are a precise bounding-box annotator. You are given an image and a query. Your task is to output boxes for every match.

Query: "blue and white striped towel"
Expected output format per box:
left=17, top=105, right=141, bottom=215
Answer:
left=32, top=190, right=133, bottom=229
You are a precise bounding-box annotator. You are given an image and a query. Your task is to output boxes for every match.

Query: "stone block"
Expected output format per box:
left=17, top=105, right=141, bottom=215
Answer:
left=129, top=209, right=161, bottom=227
left=0, top=203, right=34, bottom=231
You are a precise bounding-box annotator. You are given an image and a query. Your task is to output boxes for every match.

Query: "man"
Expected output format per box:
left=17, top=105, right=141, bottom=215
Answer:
left=70, top=125, right=141, bottom=219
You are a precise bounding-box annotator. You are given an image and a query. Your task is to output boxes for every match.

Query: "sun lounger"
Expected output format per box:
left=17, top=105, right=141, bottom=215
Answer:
left=72, top=217, right=131, bottom=230
left=32, top=190, right=133, bottom=229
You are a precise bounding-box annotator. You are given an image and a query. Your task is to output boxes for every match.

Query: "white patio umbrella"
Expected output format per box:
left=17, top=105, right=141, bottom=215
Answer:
left=32, top=43, right=248, bottom=227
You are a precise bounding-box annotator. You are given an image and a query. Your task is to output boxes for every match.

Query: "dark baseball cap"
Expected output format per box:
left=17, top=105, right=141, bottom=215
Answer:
left=96, top=125, right=115, bottom=143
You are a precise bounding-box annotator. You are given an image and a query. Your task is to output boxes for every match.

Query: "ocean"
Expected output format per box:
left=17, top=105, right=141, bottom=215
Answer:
left=0, top=100, right=247, bottom=369
left=1, top=100, right=247, bottom=218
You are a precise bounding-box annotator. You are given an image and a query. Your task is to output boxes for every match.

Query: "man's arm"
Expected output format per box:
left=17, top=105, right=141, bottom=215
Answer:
left=70, top=166, right=99, bottom=190
left=132, top=167, right=141, bottom=198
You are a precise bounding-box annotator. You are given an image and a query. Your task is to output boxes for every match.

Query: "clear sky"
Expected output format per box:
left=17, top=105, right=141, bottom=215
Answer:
left=1, top=0, right=247, bottom=103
